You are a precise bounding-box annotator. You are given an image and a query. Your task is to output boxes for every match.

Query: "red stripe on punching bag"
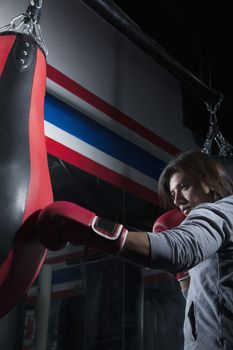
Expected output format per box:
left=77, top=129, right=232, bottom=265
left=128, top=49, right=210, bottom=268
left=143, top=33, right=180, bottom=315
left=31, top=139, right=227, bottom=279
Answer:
left=0, top=32, right=53, bottom=317
left=22, top=46, right=53, bottom=221
left=0, top=35, right=15, bottom=77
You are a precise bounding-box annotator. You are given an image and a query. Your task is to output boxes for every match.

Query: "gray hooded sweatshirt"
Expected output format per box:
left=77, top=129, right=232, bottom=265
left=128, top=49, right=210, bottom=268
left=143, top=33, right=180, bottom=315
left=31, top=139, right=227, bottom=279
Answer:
left=147, top=195, right=233, bottom=350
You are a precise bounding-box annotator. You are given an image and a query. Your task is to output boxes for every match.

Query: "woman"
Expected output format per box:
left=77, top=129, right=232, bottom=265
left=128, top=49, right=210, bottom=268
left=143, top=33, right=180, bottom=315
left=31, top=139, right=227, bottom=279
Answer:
left=37, top=150, right=233, bottom=349
left=123, top=150, right=233, bottom=349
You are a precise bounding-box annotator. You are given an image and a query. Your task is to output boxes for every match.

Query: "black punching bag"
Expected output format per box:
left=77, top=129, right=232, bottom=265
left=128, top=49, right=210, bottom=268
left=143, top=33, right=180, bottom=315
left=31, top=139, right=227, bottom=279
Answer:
left=0, top=31, right=53, bottom=317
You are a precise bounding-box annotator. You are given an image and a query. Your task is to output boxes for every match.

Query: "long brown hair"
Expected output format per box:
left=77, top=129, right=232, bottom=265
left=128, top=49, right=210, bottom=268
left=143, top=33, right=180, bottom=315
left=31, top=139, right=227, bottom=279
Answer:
left=158, top=150, right=233, bottom=209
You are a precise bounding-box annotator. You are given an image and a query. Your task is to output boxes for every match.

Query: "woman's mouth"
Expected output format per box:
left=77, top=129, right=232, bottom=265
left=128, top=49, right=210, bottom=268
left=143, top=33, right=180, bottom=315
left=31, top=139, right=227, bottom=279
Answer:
left=180, top=206, right=191, bottom=215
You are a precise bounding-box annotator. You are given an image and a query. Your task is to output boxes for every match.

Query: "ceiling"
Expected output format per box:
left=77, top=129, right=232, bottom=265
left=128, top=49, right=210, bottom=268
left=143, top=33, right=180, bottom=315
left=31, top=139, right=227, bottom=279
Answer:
left=111, top=0, right=233, bottom=148
left=112, top=1, right=232, bottom=86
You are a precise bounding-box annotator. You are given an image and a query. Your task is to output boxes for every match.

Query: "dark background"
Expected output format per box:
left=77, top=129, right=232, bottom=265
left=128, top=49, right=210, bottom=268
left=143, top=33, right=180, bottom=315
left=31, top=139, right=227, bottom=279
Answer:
left=112, top=0, right=233, bottom=146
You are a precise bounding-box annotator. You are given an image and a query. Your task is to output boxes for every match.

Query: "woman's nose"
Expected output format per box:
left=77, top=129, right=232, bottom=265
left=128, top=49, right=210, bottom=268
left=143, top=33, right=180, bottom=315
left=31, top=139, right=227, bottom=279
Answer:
left=173, top=191, right=183, bottom=206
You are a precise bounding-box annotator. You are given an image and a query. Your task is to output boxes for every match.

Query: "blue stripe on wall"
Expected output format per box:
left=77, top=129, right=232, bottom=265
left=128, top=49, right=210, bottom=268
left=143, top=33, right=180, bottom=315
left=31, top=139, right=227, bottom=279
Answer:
left=44, top=93, right=166, bottom=179
left=52, top=266, right=82, bottom=284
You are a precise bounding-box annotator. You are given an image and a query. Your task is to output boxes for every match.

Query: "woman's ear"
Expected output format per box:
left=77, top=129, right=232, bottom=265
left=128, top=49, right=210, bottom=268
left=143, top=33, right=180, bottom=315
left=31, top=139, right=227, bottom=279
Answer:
left=201, top=182, right=211, bottom=194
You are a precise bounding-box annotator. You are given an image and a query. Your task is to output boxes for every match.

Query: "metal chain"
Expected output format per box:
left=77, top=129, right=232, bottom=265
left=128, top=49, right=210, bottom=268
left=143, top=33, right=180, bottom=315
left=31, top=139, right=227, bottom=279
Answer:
left=202, top=94, right=233, bottom=156
left=0, top=0, right=47, bottom=56
left=30, top=0, right=43, bottom=8
left=204, top=94, right=223, bottom=125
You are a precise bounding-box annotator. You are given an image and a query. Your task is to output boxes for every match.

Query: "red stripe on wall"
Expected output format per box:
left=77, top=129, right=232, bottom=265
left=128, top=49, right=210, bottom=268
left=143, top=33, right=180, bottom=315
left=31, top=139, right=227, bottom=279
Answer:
left=46, top=137, right=159, bottom=205
left=143, top=273, right=174, bottom=285
left=45, top=247, right=102, bottom=264
left=47, top=64, right=180, bottom=156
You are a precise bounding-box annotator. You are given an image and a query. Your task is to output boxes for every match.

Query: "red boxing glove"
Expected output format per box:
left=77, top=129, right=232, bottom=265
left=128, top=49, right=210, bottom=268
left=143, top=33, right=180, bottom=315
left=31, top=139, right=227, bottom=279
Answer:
left=36, top=201, right=128, bottom=255
left=153, top=208, right=190, bottom=283
left=153, top=208, right=185, bottom=233
left=175, top=271, right=190, bottom=282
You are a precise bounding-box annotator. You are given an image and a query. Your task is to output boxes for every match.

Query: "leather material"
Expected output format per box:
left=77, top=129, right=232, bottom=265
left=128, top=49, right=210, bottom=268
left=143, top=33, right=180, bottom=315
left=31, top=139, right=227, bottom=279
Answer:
left=0, top=32, right=53, bottom=317
left=153, top=208, right=185, bottom=233
left=37, top=201, right=128, bottom=255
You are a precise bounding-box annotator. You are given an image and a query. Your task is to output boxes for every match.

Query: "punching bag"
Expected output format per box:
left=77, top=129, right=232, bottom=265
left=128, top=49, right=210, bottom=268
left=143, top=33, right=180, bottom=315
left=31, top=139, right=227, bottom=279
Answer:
left=0, top=30, right=53, bottom=317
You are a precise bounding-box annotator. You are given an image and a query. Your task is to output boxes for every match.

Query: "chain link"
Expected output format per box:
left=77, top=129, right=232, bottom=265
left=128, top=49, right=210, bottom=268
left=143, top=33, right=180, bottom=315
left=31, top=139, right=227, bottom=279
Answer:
left=30, top=0, right=43, bottom=9
left=0, top=0, right=47, bottom=56
left=204, top=94, right=224, bottom=125
left=202, top=94, right=233, bottom=157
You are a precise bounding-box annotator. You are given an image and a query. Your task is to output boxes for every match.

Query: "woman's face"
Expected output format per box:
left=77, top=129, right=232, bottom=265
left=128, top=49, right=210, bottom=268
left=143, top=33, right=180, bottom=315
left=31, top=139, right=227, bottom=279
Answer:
left=169, top=171, right=214, bottom=216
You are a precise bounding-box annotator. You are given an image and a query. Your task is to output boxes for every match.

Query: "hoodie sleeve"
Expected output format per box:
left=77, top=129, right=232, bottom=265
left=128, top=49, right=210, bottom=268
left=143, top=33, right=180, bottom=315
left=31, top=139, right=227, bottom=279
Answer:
left=147, top=200, right=233, bottom=273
